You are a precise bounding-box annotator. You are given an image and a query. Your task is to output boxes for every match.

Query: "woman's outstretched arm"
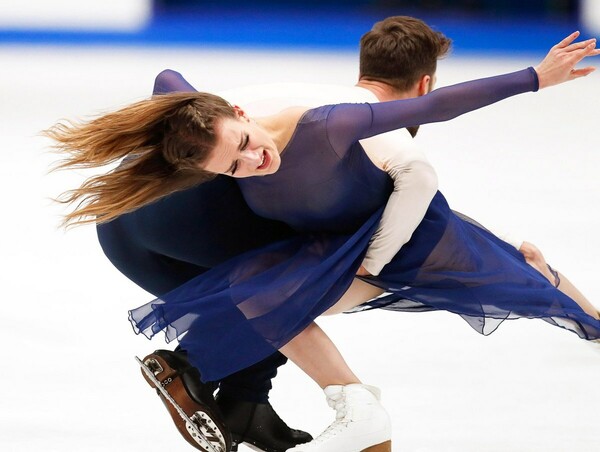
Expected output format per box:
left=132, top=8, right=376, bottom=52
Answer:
left=327, top=32, right=599, bottom=153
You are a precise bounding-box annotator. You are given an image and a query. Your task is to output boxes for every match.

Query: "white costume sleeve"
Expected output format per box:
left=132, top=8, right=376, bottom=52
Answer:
left=359, top=130, right=438, bottom=275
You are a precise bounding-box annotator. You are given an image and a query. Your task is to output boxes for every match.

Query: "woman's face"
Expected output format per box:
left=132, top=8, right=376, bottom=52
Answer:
left=203, top=116, right=281, bottom=178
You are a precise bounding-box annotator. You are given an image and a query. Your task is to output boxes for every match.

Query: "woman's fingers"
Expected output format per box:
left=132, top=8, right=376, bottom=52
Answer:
left=561, top=42, right=599, bottom=79
left=570, top=67, right=596, bottom=78
left=535, top=33, right=598, bottom=88
left=564, top=38, right=597, bottom=53
left=570, top=42, right=599, bottom=64
left=560, top=39, right=597, bottom=69
left=555, top=31, right=581, bottom=49
left=564, top=38, right=596, bottom=52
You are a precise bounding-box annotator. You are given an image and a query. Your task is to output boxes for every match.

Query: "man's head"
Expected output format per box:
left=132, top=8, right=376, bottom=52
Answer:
left=359, top=16, right=452, bottom=95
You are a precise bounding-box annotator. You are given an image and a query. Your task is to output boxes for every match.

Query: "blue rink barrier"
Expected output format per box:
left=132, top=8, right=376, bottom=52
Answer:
left=0, top=9, right=582, bottom=55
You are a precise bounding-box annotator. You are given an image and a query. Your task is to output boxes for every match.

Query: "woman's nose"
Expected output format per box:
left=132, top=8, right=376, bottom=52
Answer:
left=240, top=149, right=262, bottom=166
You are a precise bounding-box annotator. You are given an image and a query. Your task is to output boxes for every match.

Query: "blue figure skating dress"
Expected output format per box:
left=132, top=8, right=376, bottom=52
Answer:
left=129, top=68, right=600, bottom=382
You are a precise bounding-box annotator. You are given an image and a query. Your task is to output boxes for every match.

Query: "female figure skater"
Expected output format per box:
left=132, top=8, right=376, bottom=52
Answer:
left=49, top=33, right=599, bottom=452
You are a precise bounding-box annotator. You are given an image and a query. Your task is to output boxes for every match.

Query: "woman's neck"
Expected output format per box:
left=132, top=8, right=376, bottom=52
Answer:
left=254, top=107, right=308, bottom=153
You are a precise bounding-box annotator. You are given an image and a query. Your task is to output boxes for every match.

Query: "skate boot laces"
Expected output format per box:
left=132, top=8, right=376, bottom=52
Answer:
left=306, top=392, right=350, bottom=445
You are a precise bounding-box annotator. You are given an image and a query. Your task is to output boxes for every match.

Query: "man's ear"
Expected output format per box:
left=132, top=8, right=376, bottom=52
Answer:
left=417, top=75, right=432, bottom=97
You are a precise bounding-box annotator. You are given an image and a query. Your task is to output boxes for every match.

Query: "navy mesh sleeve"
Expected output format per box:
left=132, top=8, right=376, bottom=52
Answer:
left=327, top=68, right=539, bottom=154
left=153, top=69, right=198, bottom=95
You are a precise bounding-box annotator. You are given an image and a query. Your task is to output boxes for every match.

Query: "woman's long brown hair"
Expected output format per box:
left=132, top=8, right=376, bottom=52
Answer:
left=46, top=92, right=236, bottom=227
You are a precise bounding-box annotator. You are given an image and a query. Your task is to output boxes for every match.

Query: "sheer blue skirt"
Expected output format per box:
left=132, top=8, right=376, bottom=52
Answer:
left=129, top=192, right=600, bottom=382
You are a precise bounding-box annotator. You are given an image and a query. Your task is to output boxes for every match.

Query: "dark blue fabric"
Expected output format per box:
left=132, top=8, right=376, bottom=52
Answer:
left=354, top=193, right=600, bottom=339
left=129, top=67, right=599, bottom=382
left=238, top=107, right=392, bottom=233
left=130, top=210, right=381, bottom=380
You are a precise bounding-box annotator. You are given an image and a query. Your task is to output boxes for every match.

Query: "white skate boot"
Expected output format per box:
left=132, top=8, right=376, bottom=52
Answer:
left=288, top=383, right=391, bottom=452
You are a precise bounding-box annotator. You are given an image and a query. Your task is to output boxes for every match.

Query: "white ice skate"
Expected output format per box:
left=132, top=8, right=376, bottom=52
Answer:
left=288, top=383, right=391, bottom=452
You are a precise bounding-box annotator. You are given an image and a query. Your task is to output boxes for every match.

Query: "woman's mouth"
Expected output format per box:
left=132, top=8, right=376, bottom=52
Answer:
left=257, top=150, right=270, bottom=170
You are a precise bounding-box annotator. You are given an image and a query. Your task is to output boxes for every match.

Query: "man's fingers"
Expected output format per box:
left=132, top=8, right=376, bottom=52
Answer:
left=556, top=31, right=581, bottom=48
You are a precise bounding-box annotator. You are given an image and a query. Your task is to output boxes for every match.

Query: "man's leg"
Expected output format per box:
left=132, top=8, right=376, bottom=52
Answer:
left=218, top=353, right=313, bottom=451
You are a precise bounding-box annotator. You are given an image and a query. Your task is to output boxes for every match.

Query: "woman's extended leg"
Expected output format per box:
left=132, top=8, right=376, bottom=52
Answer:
left=520, top=242, right=600, bottom=320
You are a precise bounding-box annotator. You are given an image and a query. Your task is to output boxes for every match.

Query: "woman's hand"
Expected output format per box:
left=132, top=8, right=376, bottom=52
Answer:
left=356, top=265, right=372, bottom=277
left=535, top=31, right=600, bottom=89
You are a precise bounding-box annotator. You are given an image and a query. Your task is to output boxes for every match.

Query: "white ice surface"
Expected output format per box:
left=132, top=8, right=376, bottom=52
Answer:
left=0, top=44, right=599, bottom=452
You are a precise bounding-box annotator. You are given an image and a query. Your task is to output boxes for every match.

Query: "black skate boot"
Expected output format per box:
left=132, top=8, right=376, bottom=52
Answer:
left=216, top=393, right=313, bottom=452
left=138, top=349, right=231, bottom=452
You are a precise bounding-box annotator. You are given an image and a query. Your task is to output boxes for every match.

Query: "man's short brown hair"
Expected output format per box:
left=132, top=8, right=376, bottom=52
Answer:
left=359, top=16, right=452, bottom=92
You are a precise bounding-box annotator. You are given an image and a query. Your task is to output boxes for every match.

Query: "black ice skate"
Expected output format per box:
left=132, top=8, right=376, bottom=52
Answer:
left=137, top=350, right=231, bottom=452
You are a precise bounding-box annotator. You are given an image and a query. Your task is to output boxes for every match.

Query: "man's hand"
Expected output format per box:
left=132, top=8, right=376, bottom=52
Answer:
left=535, top=31, right=600, bottom=89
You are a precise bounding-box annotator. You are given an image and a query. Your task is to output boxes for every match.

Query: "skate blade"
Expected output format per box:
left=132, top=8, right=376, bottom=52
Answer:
left=362, top=440, right=392, bottom=452
left=136, top=356, right=227, bottom=452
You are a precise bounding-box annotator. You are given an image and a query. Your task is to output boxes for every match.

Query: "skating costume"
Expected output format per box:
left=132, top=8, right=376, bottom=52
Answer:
left=130, top=68, right=600, bottom=382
